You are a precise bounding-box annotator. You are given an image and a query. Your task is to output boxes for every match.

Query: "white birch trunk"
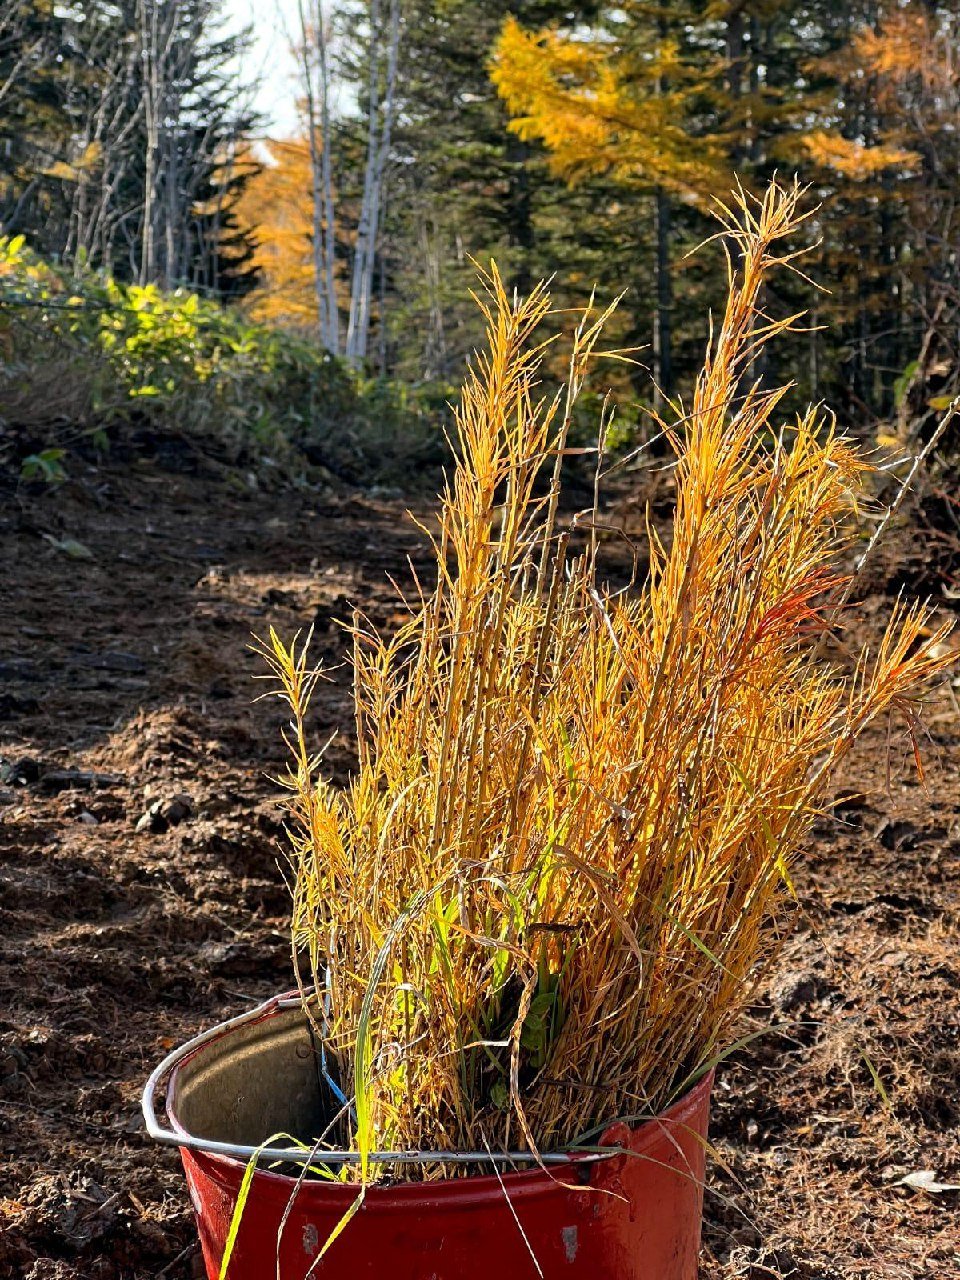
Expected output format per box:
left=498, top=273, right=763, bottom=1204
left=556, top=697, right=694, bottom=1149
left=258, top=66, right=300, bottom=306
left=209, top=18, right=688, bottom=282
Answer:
left=345, top=0, right=381, bottom=364
left=298, top=0, right=329, bottom=348
left=138, top=0, right=182, bottom=287
left=354, top=0, right=399, bottom=360
left=316, top=0, right=339, bottom=354
left=138, top=0, right=160, bottom=285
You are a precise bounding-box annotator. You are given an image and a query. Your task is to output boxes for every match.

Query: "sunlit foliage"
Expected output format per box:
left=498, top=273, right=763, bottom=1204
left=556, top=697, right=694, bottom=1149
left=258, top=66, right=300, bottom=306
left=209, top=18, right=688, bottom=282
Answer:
left=492, top=15, right=729, bottom=202
left=234, top=140, right=325, bottom=329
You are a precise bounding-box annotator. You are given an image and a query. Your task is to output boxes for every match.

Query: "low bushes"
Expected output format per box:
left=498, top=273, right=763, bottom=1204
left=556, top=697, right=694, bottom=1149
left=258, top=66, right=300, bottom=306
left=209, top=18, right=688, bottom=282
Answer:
left=0, top=236, right=447, bottom=485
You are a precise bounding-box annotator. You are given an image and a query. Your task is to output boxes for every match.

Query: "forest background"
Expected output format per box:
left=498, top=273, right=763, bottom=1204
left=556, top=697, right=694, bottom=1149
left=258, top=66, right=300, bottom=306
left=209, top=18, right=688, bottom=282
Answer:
left=1, top=0, right=958, bottom=475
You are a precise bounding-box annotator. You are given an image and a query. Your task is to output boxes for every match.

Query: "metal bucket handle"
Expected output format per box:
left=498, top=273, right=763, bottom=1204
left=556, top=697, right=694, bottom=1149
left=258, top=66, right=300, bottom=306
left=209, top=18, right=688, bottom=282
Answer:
left=141, top=993, right=599, bottom=1168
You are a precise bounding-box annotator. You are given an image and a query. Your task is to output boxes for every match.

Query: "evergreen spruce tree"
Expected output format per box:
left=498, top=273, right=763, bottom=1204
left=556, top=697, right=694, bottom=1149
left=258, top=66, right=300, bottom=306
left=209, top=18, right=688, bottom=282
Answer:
left=374, top=0, right=607, bottom=381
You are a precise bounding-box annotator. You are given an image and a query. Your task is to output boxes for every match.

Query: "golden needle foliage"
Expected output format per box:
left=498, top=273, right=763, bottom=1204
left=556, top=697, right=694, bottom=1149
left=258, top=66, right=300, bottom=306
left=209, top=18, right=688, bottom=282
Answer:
left=233, top=140, right=324, bottom=328
left=491, top=15, right=730, bottom=201
left=260, top=180, right=951, bottom=1181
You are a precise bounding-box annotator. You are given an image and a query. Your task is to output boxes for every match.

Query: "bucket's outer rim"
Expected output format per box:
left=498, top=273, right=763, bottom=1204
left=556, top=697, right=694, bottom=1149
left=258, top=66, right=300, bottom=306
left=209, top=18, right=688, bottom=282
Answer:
left=177, top=1069, right=713, bottom=1207
left=144, top=991, right=713, bottom=1186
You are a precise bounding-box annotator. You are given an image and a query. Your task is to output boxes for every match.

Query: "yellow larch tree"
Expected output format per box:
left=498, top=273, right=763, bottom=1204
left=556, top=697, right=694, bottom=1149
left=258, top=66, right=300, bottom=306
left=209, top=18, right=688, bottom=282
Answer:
left=234, top=139, right=323, bottom=330
left=492, top=9, right=731, bottom=402
left=492, top=14, right=729, bottom=201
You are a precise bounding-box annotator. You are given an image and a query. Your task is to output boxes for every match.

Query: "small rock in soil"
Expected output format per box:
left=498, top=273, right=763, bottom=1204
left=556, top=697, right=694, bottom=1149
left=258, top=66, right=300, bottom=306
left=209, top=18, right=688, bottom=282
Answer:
left=165, top=793, right=194, bottom=825
left=0, top=755, right=41, bottom=785
left=135, top=801, right=166, bottom=834
left=135, top=792, right=194, bottom=834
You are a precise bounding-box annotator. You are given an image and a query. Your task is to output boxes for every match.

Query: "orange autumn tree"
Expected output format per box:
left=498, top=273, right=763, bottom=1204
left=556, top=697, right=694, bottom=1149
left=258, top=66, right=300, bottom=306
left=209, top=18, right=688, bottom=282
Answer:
left=801, top=5, right=960, bottom=422
left=801, top=129, right=917, bottom=182
left=802, top=8, right=928, bottom=181
left=492, top=9, right=731, bottom=402
left=234, top=139, right=323, bottom=329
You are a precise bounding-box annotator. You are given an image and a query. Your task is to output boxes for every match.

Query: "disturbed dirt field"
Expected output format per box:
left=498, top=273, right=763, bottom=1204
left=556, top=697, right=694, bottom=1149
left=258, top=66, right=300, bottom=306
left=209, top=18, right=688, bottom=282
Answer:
left=1, top=447, right=958, bottom=1279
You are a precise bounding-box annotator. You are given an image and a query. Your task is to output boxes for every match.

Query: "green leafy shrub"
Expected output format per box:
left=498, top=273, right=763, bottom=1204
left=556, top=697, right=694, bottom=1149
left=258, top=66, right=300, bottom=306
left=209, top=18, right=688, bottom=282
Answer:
left=0, top=235, right=447, bottom=485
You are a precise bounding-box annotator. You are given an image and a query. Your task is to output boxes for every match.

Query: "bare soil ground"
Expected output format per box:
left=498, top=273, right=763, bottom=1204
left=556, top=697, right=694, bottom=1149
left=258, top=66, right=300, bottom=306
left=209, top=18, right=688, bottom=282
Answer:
left=1, top=448, right=958, bottom=1280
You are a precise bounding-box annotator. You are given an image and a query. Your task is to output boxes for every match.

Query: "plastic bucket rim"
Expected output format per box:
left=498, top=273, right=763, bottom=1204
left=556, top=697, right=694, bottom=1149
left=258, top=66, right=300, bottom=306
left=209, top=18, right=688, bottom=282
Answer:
left=162, top=993, right=714, bottom=1201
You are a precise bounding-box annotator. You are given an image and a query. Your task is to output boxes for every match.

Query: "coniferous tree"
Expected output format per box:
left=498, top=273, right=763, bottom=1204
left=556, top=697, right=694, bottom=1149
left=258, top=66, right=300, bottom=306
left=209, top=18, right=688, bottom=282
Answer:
left=375, top=0, right=607, bottom=381
left=0, top=0, right=78, bottom=253
left=801, top=3, right=960, bottom=423
left=234, top=139, right=320, bottom=327
left=493, top=2, right=733, bottom=403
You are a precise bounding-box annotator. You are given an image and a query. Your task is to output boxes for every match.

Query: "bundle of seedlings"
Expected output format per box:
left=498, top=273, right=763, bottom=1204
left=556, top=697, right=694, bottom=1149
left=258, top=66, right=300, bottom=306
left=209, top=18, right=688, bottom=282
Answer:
left=261, top=180, right=951, bottom=1183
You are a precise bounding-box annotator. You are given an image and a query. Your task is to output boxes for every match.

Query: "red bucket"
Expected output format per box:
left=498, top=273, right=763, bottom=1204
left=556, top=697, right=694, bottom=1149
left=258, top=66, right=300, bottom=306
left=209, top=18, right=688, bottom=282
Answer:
left=143, top=995, right=712, bottom=1279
